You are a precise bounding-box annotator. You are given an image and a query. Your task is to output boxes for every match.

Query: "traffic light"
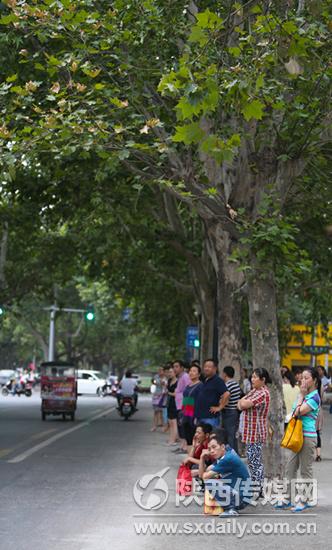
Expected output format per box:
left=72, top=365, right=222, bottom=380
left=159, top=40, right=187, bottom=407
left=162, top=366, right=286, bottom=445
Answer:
left=193, top=338, right=200, bottom=348
left=85, top=305, right=95, bottom=322
left=0, top=306, right=4, bottom=316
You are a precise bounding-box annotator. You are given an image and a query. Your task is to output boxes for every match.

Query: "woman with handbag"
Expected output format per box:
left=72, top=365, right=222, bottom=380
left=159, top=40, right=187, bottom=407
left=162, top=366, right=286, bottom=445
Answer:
left=279, top=367, right=321, bottom=512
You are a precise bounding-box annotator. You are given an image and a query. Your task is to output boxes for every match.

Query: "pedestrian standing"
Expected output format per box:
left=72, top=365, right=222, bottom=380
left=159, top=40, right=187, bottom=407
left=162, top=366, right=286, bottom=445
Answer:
left=221, top=366, right=242, bottom=453
left=151, top=367, right=167, bottom=432
left=195, top=359, right=230, bottom=428
left=173, top=360, right=190, bottom=453
left=282, top=369, right=300, bottom=427
left=237, top=367, right=271, bottom=494
left=166, top=366, right=178, bottom=445
left=181, top=365, right=203, bottom=452
left=278, top=367, right=321, bottom=512
left=240, top=368, right=251, bottom=395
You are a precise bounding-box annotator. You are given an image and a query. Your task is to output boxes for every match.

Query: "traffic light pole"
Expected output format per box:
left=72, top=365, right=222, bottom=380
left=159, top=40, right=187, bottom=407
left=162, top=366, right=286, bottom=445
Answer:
left=45, top=305, right=88, bottom=362
left=48, top=305, right=57, bottom=362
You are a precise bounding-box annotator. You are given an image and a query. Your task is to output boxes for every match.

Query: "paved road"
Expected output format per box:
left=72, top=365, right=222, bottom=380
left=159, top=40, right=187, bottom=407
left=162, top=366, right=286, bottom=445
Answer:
left=0, top=392, right=332, bottom=549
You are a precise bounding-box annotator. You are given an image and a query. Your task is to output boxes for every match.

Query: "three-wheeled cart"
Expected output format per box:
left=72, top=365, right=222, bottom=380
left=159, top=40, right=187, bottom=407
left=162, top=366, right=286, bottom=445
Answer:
left=40, top=362, right=77, bottom=421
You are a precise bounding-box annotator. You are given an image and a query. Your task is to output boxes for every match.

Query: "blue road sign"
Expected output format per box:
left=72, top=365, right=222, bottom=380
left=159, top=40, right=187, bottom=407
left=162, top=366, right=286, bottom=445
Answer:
left=186, top=326, right=199, bottom=348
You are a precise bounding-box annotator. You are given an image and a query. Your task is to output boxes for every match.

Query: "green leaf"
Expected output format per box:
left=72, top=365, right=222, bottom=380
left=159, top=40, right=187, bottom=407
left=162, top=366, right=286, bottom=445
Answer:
left=255, top=75, right=264, bottom=92
left=0, top=14, right=20, bottom=25
left=196, top=9, right=223, bottom=30
left=188, top=26, right=208, bottom=46
left=6, top=74, right=18, bottom=83
left=228, top=47, right=241, bottom=57
left=242, top=99, right=264, bottom=121
left=173, top=122, right=205, bottom=145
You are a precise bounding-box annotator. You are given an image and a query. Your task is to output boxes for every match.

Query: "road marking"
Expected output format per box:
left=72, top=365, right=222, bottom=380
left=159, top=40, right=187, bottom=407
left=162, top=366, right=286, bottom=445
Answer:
left=0, top=449, right=12, bottom=458
left=7, top=406, right=116, bottom=464
left=30, top=428, right=58, bottom=441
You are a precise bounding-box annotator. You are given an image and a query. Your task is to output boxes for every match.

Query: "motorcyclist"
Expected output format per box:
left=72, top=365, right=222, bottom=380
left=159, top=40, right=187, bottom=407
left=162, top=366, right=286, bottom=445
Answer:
left=117, top=370, right=138, bottom=410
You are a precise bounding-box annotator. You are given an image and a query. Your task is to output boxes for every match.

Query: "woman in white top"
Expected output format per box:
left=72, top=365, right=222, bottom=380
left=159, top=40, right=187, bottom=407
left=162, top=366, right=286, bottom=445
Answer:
left=282, top=369, right=300, bottom=426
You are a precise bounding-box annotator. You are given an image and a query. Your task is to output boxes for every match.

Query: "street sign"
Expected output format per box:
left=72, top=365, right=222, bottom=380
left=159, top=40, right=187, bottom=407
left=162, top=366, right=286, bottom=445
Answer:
left=186, top=326, right=199, bottom=348
left=302, top=345, right=330, bottom=355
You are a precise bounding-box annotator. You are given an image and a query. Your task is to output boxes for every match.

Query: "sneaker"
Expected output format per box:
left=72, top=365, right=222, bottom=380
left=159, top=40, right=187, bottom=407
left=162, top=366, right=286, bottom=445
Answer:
left=219, top=509, right=239, bottom=517
left=274, top=502, right=292, bottom=510
left=171, top=447, right=181, bottom=453
left=291, top=503, right=312, bottom=513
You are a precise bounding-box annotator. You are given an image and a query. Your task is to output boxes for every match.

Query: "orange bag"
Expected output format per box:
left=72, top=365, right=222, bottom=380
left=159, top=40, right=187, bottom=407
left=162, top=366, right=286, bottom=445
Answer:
left=281, top=416, right=303, bottom=453
left=204, top=490, right=223, bottom=516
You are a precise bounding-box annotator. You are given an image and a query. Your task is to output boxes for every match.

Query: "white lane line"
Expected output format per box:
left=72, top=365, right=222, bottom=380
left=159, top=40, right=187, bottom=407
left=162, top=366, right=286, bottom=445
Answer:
left=7, top=406, right=116, bottom=464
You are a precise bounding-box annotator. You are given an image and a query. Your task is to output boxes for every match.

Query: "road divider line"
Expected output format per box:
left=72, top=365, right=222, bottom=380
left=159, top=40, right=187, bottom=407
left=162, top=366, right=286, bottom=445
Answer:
left=7, top=406, right=117, bottom=464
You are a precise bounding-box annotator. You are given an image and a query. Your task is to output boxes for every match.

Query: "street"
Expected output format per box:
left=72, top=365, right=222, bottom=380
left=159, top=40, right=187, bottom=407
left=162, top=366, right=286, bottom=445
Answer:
left=1, top=392, right=332, bottom=550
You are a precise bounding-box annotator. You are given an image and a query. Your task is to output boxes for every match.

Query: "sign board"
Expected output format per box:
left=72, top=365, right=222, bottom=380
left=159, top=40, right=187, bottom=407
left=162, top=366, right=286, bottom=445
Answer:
left=186, top=326, right=199, bottom=348
left=302, top=345, right=330, bottom=355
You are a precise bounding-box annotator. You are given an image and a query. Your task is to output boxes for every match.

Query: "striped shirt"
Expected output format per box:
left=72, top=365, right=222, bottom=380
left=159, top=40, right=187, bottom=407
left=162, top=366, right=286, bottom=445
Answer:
left=292, top=389, right=320, bottom=438
left=242, top=386, right=270, bottom=444
left=225, top=379, right=242, bottom=410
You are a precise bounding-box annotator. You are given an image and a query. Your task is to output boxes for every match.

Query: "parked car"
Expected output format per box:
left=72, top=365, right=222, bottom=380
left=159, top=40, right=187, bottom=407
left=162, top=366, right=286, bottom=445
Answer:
left=77, top=370, right=107, bottom=396
left=0, top=369, right=16, bottom=387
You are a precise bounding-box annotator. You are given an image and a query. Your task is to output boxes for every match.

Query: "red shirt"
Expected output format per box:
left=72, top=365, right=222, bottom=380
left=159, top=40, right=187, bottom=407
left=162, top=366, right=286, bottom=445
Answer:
left=193, top=439, right=208, bottom=460
left=242, top=386, right=270, bottom=444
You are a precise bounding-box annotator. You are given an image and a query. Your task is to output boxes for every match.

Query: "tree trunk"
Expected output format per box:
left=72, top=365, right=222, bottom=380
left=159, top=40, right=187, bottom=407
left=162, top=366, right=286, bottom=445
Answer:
left=206, top=223, right=244, bottom=379
left=199, top=294, right=215, bottom=360
left=0, top=222, right=8, bottom=292
left=247, top=268, right=285, bottom=478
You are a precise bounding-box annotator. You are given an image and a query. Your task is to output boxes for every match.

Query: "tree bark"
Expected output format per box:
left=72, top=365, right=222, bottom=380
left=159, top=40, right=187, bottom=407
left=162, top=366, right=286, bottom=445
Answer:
left=206, top=222, right=244, bottom=378
left=247, top=267, right=285, bottom=478
left=0, top=222, right=8, bottom=292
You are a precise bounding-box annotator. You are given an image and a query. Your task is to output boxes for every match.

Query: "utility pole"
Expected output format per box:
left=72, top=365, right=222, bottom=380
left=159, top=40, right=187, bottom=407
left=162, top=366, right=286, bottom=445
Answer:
left=45, top=306, right=93, bottom=363
left=48, top=305, right=57, bottom=362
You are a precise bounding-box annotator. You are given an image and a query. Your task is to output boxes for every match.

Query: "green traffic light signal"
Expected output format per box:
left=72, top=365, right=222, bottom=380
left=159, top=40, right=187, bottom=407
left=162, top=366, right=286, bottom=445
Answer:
left=0, top=307, right=4, bottom=316
left=194, top=338, right=200, bottom=348
left=85, top=305, right=95, bottom=322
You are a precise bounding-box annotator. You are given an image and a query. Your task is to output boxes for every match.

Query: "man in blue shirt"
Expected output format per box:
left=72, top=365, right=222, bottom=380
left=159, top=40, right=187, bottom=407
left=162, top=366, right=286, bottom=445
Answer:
left=199, top=430, right=251, bottom=516
left=195, top=359, right=230, bottom=428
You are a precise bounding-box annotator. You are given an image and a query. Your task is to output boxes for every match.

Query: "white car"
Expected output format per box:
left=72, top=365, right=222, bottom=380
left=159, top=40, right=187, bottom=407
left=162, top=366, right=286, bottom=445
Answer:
left=0, top=369, right=16, bottom=387
left=77, top=370, right=106, bottom=396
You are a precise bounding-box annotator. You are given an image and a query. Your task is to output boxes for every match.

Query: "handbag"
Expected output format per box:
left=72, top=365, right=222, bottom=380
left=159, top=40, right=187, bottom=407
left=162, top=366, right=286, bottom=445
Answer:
left=280, top=416, right=303, bottom=453
left=204, top=490, right=223, bottom=516
left=176, top=464, right=193, bottom=496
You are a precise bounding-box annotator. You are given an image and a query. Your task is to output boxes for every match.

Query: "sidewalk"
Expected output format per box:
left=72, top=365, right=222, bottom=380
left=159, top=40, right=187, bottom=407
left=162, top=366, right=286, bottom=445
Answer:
left=129, top=404, right=332, bottom=549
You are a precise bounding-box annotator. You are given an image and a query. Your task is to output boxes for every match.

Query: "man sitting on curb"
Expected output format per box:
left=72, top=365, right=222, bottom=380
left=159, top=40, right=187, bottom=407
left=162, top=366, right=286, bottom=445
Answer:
left=199, top=430, right=252, bottom=517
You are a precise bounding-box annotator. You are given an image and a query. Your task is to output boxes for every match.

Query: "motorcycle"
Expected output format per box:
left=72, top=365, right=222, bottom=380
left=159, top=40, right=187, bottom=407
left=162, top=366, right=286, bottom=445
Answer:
left=118, top=396, right=136, bottom=420
left=101, top=381, right=118, bottom=398
left=2, top=380, right=33, bottom=397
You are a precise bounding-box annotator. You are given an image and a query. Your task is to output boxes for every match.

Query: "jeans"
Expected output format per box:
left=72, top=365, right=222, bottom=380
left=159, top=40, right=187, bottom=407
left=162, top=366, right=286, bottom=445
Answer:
left=198, top=417, right=220, bottom=428
left=222, top=409, right=239, bottom=453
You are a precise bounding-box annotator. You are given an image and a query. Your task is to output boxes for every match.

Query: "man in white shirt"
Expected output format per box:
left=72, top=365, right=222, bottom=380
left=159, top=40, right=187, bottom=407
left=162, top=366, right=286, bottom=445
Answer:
left=117, top=371, right=138, bottom=408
